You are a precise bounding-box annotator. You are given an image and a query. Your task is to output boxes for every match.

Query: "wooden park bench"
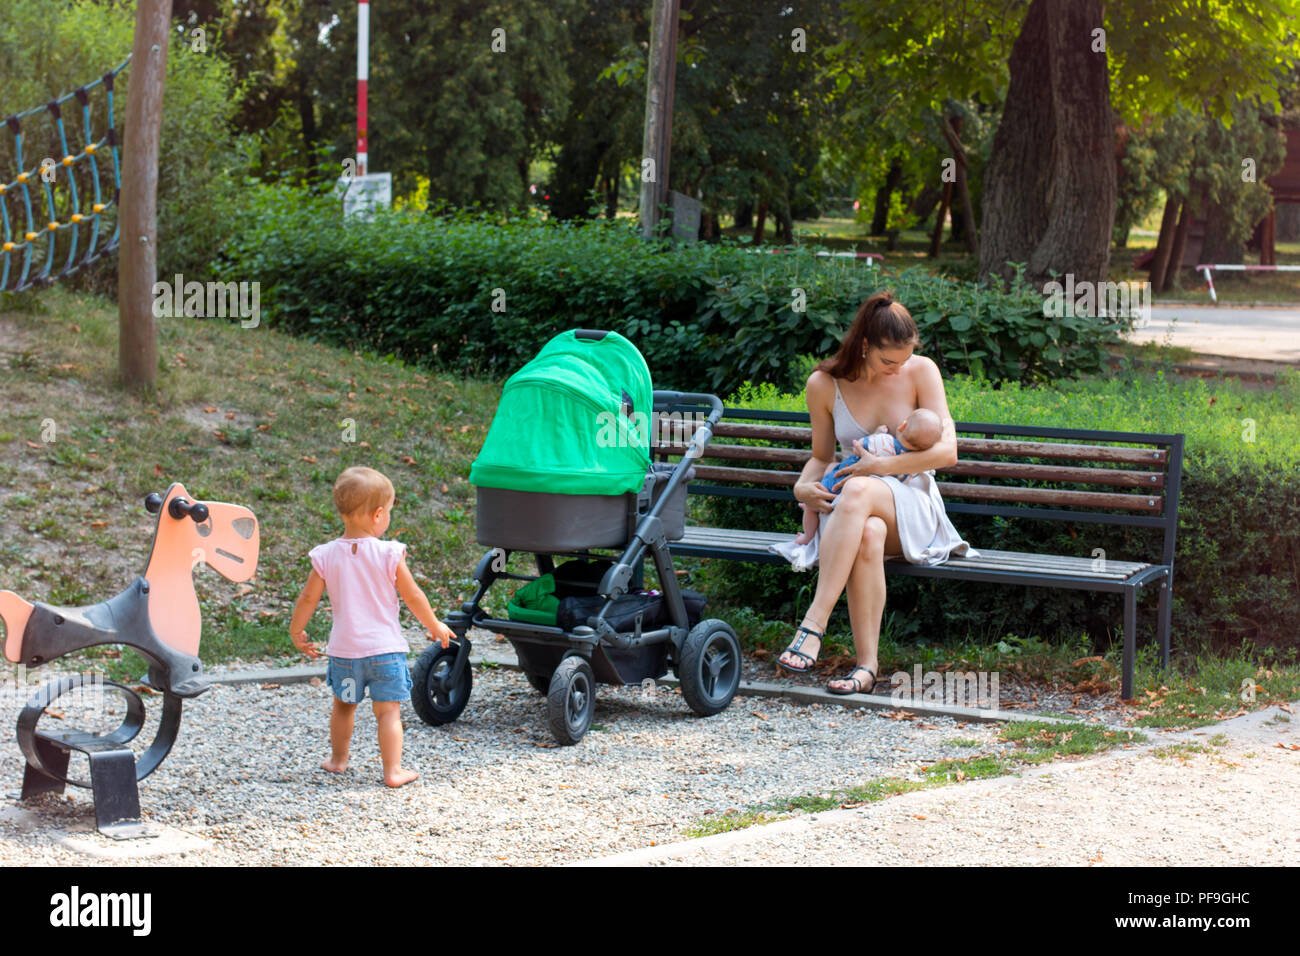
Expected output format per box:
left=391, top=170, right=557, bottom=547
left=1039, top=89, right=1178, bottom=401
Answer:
left=653, top=404, right=1184, bottom=700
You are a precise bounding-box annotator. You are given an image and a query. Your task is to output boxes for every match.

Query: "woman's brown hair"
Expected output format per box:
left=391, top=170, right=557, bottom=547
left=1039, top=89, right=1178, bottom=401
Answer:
left=816, top=290, right=919, bottom=382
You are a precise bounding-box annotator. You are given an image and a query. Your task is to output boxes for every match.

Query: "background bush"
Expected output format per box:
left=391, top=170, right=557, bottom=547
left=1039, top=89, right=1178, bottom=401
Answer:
left=697, top=369, right=1300, bottom=659
left=225, top=186, right=1126, bottom=392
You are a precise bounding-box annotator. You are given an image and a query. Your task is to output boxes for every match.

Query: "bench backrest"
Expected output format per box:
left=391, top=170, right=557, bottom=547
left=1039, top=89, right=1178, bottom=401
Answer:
left=652, top=405, right=1184, bottom=568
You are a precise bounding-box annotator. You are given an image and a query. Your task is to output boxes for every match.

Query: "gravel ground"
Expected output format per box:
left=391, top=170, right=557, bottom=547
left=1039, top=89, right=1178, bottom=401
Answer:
left=0, top=666, right=1009, bottom=865
left=607, top=705, right=1300, bottom=866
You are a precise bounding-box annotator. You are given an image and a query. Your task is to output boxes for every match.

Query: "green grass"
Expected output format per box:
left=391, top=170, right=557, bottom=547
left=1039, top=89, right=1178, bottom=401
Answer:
left=685, top=720, right=1147, bottom=838
left=0, top=287, right=501, bottom=670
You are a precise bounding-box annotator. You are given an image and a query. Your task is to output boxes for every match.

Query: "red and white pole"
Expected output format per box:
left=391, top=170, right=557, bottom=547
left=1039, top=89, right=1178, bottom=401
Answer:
left=356, top=0, right=369, bottom=176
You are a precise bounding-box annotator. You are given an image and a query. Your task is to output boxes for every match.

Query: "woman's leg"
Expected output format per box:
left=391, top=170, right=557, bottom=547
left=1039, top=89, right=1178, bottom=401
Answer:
left=827, top=516, right=891, bottom=692
left=779, top=477, right=899, bottom=670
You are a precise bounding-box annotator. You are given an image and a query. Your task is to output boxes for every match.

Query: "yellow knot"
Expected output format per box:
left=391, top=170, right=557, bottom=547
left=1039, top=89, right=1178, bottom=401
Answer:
left=16, top=172, right=28, bottom=183
left=84, top=143, right=97, bottom=154
left=24, top=231, right=37, bottom=242
left=71, top=213, right=83, bottom=223
left=62, top=155, right=74, bottom=166
left=0, top=184, right=6, bottom=194
left=47, top=221, right=59, bottom=231
left=2, top=242, right=14, bottom=252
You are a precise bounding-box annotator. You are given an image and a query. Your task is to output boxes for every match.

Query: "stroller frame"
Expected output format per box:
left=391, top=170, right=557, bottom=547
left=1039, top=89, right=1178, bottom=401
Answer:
left=411, top=391, right=742, bottom=744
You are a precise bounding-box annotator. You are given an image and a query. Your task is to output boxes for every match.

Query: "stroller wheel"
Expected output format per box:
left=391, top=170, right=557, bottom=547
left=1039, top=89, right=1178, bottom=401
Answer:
left=547, top=656, right=595, bottom=745
left=678, top=619, right=742, bottom=716
left=411, top=644, right=472, bottom=726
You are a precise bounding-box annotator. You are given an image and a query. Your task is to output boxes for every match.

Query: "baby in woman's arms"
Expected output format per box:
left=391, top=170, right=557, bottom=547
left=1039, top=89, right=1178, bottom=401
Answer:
left=793, top=407, right=944, bottom=545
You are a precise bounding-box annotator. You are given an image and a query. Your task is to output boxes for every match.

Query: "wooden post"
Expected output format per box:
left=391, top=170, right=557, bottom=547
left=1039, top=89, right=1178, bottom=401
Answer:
left=639, top=0, right=680, bottom=239
left=118, top=0, right=172, bottom=391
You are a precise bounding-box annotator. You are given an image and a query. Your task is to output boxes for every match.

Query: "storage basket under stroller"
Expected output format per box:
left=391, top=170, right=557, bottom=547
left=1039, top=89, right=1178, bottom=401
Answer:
left=409, top=328, right=741, bottom=745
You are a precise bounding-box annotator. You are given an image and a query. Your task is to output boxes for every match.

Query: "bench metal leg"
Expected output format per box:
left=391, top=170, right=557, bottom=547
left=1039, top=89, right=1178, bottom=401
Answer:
left=1122, top=586, right=1137, bottom=700
left=1157, top=575, right=1172, bottom=671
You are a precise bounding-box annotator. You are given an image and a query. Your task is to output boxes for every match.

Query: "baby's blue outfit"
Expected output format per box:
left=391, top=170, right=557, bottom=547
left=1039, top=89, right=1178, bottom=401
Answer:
left=821, top=435, right=909, bottom=492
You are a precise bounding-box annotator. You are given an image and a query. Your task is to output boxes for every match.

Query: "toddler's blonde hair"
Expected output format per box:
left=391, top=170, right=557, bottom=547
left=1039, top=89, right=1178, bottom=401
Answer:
left=332, top=466, right=394, bottom=518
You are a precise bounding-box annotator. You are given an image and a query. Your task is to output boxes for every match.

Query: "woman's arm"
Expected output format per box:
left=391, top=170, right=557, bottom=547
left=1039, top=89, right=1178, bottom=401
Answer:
left=794, top=370, right=840, bottom=514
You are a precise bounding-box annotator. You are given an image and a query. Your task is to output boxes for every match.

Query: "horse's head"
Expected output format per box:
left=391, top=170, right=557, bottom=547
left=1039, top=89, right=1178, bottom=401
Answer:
left=143, top=483, right=260, bottom=656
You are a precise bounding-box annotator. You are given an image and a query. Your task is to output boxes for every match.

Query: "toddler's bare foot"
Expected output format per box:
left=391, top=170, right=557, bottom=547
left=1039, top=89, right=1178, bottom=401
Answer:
left=321, top=756, right=349, bottom=773
left=384, top=767, right=419, bottom=788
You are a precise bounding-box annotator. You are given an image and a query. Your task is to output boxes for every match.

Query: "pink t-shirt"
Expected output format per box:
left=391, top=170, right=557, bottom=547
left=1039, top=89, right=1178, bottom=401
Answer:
left=308, top=537, right=409, bottom=658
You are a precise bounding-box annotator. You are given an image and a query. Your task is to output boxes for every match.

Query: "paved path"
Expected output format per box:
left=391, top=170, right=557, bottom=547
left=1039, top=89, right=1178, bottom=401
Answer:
left=581, top=703, right=1299, bottom=866
left=1129, top=305, right=1300, bottom=362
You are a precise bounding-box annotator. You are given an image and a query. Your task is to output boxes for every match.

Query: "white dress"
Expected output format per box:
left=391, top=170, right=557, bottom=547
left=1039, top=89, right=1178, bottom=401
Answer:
left=769, top=379, right=977, bottom=570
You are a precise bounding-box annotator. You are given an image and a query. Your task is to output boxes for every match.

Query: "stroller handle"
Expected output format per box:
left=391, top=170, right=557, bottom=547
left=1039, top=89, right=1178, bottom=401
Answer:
left=651, top=390, right=724, bottom=422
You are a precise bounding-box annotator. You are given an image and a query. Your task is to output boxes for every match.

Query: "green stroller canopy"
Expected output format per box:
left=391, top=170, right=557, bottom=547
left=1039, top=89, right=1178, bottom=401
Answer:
left=470, top=329, right=653, bottom=495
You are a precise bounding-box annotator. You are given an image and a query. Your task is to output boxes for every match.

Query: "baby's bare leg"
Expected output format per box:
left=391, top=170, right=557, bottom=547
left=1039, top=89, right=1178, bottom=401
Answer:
left=374, top=700, right=417, bottom=787
left=323, top=697, right=357, bottom=772
left=795, top=502, right=819, bottom=544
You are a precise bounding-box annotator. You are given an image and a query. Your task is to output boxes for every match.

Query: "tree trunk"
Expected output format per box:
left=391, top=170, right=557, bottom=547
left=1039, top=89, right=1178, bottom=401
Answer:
left=118, top=0, right=173, bottom=391
left=930, top=181, right=953, bottom=257
left=734, top=199, right=753, bottom=229
left=978, top=0, right=1115, bottom=289
left=1148, top=193, right=1182, bottom=292
left=1200, top=198, right=1245, bottom=267
left=871, top=159, right=902, bottom=235
left=1165, top=194, right=1195, bottom=292
left=752, top=200, right=769, bottom=244
left=775, top=195, right=793, bottom=244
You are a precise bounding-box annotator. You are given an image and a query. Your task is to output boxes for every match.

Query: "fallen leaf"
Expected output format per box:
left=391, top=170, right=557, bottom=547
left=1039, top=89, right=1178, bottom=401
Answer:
left=154, top=464, right=164, bottom=477
left=43, top=708, right=65, bottom=719
left=257, top=424, right=271, bottom=432
left=24, top=441, right=41, bottom=449
left=204, top=406, right=217, bottom=413
left=1277, top=742, right=1300, bottom=751
left=89, top=520, right=107, bottom=529
left=225, top=412, right=236, bottom=420
left=308, top=677, right=322, bottom=687
left=955, top=768, right=966, bottom=781
left=400, top=455, right=416, bottom=465
left=300, top=455, right=318, bottom=464
left=261, top=683, right=281, bottom=690
left=440, top=483, right=449, bottom=493
left=912, top=814, right=927, bottom=820
left=751, top=711, right=768, bottom=720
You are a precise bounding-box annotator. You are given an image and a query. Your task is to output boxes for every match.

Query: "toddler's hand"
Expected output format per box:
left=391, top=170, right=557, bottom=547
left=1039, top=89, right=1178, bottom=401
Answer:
left=291, top=630, right=322, bottom=659
left=428, top=621, right=455, bottom=648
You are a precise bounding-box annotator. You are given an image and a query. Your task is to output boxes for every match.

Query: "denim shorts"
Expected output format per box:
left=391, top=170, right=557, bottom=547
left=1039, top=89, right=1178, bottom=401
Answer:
left=326, top=652, right=412, bottom=703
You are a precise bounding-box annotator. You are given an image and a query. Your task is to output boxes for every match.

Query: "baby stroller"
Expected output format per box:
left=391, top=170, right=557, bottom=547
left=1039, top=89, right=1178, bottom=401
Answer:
left=409, top=328, right=741, bottom=744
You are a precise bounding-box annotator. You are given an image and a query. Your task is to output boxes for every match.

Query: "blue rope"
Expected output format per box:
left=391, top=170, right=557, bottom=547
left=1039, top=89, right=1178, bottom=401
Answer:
left=1, top=55, right=130, bottom=292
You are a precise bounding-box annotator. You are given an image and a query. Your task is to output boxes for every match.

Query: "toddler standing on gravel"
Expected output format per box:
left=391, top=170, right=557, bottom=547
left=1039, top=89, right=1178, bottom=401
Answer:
left=290, top=466, right=455, bottom=788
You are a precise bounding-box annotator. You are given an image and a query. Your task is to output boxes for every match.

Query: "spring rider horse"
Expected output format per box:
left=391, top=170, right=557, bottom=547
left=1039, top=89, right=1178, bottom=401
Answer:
left=0, top=483, right=259, bottom=837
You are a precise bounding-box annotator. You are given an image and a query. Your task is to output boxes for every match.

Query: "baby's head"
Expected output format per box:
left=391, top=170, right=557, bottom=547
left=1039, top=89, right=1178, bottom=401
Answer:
left=333, top=466, right=394, bottom=524
left=897, top=408, right=942, bottom=451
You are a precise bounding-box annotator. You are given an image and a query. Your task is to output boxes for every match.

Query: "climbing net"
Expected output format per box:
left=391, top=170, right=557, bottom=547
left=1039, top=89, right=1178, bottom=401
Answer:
left=1, top=55, right=130, bottom=292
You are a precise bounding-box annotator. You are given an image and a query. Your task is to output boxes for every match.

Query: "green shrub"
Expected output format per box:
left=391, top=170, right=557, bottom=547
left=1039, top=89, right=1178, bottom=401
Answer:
left=698, top=369, right=1300, bottom=658
left=224, top=187, right=1124, bottom=391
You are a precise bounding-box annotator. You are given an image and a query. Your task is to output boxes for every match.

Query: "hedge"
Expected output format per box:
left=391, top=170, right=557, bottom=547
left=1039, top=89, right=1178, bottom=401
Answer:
left=697, top=369, right=1300, bottom=658
left=224, top=185, right=1126, bottom=394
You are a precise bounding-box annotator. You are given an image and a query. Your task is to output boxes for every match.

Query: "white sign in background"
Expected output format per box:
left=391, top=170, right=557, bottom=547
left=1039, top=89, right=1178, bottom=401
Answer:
left=336, top=172, right=392, bottom=220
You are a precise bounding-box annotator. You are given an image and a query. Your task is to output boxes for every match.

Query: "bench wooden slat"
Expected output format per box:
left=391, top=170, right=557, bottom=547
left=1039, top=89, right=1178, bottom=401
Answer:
left=665, top=443, right=1167, bottom=489
left=693, top=464, right=798, bottom=486
left=943, top=460, right=1165, bottom=489
left=675, top=528, right=1150, bottom=579
left=936, top=482, right=1164, bottom=512
left=695, top=422, right=1167, bottom=465
left=687, top=468, right=1165, bottom=511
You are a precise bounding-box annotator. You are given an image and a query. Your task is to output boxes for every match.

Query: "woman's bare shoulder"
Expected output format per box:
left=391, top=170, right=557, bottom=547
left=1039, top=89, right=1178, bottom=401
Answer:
left=806, top=367, right=835, bottom=398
